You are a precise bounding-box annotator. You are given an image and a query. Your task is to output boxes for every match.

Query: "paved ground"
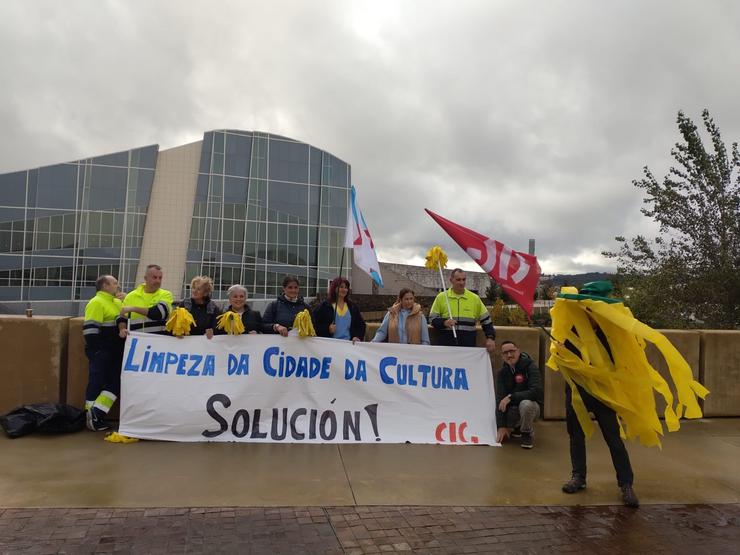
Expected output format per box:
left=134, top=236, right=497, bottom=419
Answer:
left=2, top=504, right=739, bottom=554
left=2, top=419, right=739, bottom=552
left=3, top=420, right=739, bottom=508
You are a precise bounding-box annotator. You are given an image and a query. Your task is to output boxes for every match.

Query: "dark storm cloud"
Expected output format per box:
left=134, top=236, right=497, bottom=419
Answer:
left=1, top=0, right=739, bottom=274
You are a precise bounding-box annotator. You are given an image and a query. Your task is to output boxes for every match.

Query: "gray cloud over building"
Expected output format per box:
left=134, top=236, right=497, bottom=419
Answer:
left=1, top=0, right=739, bottom=274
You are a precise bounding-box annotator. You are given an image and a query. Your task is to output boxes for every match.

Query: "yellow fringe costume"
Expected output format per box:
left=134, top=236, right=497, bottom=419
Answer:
left=547, top=285, right=709, bottom=448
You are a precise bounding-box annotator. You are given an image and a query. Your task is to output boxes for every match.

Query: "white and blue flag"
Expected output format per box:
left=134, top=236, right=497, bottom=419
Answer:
left=345, top=185, right=384, bottom=287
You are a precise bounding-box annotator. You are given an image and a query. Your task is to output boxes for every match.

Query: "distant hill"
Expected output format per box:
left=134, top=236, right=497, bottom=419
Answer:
left=546, top=272, right=616, bottom=286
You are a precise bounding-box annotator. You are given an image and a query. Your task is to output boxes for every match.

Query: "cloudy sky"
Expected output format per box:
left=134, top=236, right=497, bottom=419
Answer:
left=1, top=0, right=739, bottom=275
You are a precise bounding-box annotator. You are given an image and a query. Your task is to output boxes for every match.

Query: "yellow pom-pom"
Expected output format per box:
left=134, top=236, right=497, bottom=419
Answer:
left=165, top=307, right=196, bottom=336
left=104, top=432, right=139, bottom=443
left=217, top=311, right=245, bottom=335
left=293, top=309, right=316, bottom=337
left=424, top=245, right=448, bottom=270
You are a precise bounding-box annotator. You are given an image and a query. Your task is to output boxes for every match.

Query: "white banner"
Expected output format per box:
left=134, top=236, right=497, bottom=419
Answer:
left=120, top=332, right=498, bottom=445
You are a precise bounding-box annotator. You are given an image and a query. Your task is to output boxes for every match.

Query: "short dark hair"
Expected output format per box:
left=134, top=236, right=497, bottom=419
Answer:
left=501, top=340, right=518, bottom=349
left=145, top=264, right=162, bottom=273
left=328, top=277, right=351, bottom=303
left=397, top=288, right=415, bottom=302
left=450, top=268, right=465, bottom=279
left=95, top=275, right=112, bottom=292
left=282, top=275, right=300, bottom=288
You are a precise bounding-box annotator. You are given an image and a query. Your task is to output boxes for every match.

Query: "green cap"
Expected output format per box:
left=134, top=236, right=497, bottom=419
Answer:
left=557, top=280, right=623, bottom=303
left=579, top=281, right=613, bottom=296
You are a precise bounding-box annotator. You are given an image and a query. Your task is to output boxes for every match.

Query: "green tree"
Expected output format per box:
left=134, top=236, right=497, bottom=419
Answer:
left=483, top=282, right=501, bottom=304
left=490, top=298, right=507, bottom=326
left=605, top=110, right=740, bottom=329
left=537, top=277, right=557, bottom=300
left=484, top=280, right=516, bottom=305
left=506, top=306, right=529, bottom=326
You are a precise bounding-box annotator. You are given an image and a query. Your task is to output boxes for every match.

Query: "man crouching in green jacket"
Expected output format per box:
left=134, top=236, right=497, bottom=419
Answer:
left=495, top=340, right=543, bottom=449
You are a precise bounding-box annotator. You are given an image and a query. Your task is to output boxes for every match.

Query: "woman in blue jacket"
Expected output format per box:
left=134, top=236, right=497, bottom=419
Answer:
left=313, top=277, right=366, bottom=341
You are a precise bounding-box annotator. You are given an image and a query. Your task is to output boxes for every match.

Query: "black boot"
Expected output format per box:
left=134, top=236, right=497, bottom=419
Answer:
left=562, top=475, right=586, bottom=494
left=620, top=485, right=639, bottom=508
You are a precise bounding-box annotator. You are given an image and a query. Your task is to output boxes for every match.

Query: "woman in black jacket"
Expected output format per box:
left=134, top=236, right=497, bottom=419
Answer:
left=313, top=277, right=366, bottom=341
left=220, top=284, right=263, bottom=334
left=262, top=275, right=311, bottom=336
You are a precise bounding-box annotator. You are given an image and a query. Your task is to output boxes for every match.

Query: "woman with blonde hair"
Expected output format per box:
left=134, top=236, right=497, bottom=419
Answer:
left=178, top=275, right=221, bottom=338
left=372, top=288, right=430, bottom=345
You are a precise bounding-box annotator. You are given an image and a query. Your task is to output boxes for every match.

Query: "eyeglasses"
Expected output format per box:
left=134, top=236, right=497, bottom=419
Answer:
left=502, top=349, right=518, bottom=355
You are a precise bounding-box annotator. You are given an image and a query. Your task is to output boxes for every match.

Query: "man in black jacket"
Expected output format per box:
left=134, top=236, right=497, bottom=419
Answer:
left=495, top=341, right=543, bottom=449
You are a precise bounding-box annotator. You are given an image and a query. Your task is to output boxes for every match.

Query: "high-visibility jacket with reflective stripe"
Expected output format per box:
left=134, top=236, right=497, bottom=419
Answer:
left=117, top=284, right=173, bottom=333
left=83, top=291, right=123, bottom=349
left=429, top=288, right=495, bottom=347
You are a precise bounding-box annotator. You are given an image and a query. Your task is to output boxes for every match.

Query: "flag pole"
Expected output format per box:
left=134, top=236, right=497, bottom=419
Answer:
left=425, top=245, right=457, bottom=340
left=333, top=247, right=347, bottom=326
left=530, top=317, right=556, bottom=342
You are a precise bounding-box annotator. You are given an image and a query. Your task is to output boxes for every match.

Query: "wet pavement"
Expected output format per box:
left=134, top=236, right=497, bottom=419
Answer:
left=3, top=420, right=739, bottom=508
left=1, top=504, right=739, bottom=554
left=1, top=419, right=739, bottom=553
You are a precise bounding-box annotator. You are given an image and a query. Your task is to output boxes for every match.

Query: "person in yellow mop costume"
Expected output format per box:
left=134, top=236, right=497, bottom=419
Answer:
left=547, top=281, right=708, bottom=508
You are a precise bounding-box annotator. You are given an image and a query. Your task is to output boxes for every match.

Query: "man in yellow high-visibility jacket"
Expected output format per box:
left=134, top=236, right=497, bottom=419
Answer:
left=117, top=264, right=173, bottom=335
left=83, top=275, right=125, bottom=431
left=429, top=268, right=496, bottom=352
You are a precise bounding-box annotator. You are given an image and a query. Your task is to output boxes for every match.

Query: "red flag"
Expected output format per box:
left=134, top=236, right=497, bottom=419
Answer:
left=425, top=209, right=541, bottom=317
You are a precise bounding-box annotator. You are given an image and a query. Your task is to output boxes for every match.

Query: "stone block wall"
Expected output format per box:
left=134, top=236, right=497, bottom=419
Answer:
left=701, top=331, right=740, bottom=416
left=66, top=318, right=87, bottom=410
left=0, top=316, right=737, bottom=419
left=0, top=315, right=69, bottom=414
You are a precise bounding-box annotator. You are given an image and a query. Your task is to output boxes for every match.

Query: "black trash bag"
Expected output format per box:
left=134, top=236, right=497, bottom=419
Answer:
left=0, top=403, right=86, bottom=438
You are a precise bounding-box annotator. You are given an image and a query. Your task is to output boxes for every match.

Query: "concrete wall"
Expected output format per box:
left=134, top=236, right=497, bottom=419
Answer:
left=0, top=315, right=69, bottom=414
left=489, top=327, right=542, bottom=378
left=365, top=263, right=492, bottom=296
left=353, top=264, right=440, bottom=296
left=135, top=141, right=202, bottom=298
left=702, top=331, right=740, bottom=416
left=66, top=318, right=87, bottom=410
left=0, top=316, right=737, bottom=419
left=350, top=264, right=375, bottom=296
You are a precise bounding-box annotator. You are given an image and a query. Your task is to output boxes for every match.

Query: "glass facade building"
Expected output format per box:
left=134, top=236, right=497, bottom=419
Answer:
left=0, top=131, right=351, bottom=315
left=0, top=146, right=158, bottom=314
left=185, top=130, right=350, bottom=300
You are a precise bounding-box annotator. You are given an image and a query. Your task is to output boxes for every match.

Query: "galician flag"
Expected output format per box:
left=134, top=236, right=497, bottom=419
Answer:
left=345, top=186, right=384, bottom=287
left=426, top=209, right=540, bottom=316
